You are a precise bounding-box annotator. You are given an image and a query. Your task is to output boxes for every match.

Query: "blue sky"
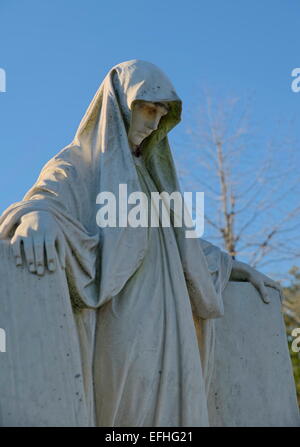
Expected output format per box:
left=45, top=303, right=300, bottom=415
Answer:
left=0, top=0, right=299, bottom=275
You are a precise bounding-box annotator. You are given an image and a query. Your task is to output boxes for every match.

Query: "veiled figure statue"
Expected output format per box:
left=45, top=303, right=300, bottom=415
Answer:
left=0, top=60, right=298, bottom=427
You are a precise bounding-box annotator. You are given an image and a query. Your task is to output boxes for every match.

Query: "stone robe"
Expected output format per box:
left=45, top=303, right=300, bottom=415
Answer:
left=0, top=60, right=232, bottom=426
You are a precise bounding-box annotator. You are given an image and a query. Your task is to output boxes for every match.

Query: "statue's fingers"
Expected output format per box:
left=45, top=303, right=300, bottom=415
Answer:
left=264, top=279, right=281, bottom=291
left=259, top=282, right=270, bottom=304
left=10, top=235, right=22, bottom=266
left=264, top=280, right=284, bottom=301
left=56, top=234, right=66, bottom=270
left=23, top=237, right=36, bottom=273
left=45, top=235, right=56, bottom=272
left=33, top=235, right=45, bottom=276
left=251, top=277, right=270, bottom=304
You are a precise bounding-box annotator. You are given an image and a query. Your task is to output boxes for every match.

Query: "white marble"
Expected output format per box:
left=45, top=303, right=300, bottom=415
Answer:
left=0, top=60, right=298, bottom=427
left=207, top=281, right=300, bottom=426
left=0, top=238, right=299, bottom=426
left=0, top=240, right=90, bottom=426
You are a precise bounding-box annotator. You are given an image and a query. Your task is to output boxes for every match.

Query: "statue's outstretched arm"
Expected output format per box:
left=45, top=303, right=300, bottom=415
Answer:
left=229, top=258, right=284, bottom=303
left=199, top=237, right=283, bottom=304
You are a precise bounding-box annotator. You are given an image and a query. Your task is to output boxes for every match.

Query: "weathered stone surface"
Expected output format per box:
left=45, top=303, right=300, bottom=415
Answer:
left=208, top=281, right=300, bottom=427
left=0, top=241, right=298, bottom=426
left=0, top=240, right=89, bottom=426
left=0, top=60, right=298, bottom=427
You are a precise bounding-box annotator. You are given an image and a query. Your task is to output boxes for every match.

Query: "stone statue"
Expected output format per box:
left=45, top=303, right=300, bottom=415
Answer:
left=0, top=60, right=298, bottom=427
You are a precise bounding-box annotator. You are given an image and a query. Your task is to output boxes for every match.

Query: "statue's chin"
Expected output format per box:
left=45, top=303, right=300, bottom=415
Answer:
left=128, top=136, right=144, bottom=149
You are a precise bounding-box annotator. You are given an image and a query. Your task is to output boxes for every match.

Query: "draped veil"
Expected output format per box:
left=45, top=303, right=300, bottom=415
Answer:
left=0, top=59, right=232, bottom=424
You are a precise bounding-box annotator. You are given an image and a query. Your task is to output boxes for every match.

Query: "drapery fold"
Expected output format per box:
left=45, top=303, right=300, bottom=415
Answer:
left=0, top=59, right=232, bottom=318
left=0, top=60, right=233, bottom=422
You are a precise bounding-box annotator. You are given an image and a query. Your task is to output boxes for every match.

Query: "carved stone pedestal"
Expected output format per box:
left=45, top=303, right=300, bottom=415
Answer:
left=0, top=240, right=89, bottom=426
left=0, top=239, right=299, bottom=426
left=208, top=281, right=300, bottom=426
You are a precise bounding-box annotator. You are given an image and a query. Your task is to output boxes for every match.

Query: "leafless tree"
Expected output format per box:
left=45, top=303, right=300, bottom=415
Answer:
left=178, top=90, right=300, bottom=280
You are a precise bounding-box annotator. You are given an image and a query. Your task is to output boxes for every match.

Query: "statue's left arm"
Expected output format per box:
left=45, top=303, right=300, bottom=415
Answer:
left=199, top=238, right=283, bottom=304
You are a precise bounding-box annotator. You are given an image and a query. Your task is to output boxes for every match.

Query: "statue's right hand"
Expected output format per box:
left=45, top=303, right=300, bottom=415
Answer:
left=10, top=211, right=65, bottom=276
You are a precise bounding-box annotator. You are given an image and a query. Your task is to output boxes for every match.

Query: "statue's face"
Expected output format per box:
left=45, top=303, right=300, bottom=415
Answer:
left=128, top=100, right=169, bottom=148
